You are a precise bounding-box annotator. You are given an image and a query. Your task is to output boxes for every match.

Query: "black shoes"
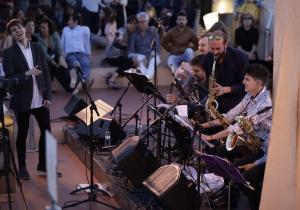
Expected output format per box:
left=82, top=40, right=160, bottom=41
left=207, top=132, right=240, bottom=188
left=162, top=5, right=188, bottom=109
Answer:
left=18, top=167, right=30, bottom=180
left=37, top=165, right=63, bottom=177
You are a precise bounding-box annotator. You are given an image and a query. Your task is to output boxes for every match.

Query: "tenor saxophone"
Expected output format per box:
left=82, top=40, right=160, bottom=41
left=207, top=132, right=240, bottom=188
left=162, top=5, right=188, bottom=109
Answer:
left=205, top=57, right=219, bottom=118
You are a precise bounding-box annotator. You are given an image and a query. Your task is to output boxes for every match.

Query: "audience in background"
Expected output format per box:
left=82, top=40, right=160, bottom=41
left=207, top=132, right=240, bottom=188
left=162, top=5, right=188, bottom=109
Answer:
left=162, top=11, right=198, bottom=71
left=61, top=13, right=92, bottom=93
left=128, top=12, right=161, bottom=80
left=37, top=18, right=71, bottom=92
left=235, top=13, right=259, bottom=60
left=105, top=15, right=137, bottom=89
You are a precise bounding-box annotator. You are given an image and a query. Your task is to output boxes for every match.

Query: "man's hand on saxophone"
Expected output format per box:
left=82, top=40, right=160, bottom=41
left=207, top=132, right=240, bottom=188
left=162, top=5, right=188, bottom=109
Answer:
left=212, top=82, right=232, bottom=96
left=201, top=129, right=230, bottom=142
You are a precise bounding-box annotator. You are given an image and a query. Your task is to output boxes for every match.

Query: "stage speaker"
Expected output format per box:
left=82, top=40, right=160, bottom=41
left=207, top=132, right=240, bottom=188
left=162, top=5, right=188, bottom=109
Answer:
left=64, top=94, right=87, bottom=117
left=143, top=164, right=201, bottom=210
left=112, top=136, right=158, bottom=187
left=75, top=118, right=125, bottom=146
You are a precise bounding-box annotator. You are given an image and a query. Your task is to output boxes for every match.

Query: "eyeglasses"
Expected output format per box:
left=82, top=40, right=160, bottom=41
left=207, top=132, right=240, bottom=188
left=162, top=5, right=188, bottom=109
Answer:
left=243, top=17, right=252, bottom=20
left=208, top=34, right=224, bottom=41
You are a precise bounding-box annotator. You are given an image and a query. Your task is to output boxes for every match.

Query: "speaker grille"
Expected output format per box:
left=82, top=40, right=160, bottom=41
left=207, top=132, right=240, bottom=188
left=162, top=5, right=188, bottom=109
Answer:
left=143, top=165, right=180, bottom=197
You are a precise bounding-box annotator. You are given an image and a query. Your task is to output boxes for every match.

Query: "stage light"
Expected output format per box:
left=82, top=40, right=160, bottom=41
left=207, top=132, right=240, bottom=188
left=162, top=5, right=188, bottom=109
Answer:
left=212, top=0, right=234, bottom=14
left=203, top=12, right=219, bottom=30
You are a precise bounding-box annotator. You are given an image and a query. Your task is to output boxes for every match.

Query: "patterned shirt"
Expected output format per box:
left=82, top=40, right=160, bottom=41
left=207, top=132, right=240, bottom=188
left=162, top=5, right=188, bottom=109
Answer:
left=223, top=87, right=272, bottom=165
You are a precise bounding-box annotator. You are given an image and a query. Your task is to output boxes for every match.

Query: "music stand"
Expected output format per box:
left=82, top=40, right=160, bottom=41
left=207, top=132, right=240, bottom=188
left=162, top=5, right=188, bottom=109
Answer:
left=75, top=99, right=113, bottom=126
left=194, top=151, right=254, bottom=210
left=123, top=69, right=166, bottom=103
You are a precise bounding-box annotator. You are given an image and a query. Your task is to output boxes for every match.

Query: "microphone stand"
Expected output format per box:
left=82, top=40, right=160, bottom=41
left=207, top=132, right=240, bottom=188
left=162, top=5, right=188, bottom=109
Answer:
left=141, top=85, right=200, bottom=164
left=110, top=82, right=130, bottom=127
left=63, top=67, right=117, bottom=209
left=148, top=20, right=161, bottom=116
left=194, top=106, right=212, bottom=209
left=121, top=95, right=154, bottom=135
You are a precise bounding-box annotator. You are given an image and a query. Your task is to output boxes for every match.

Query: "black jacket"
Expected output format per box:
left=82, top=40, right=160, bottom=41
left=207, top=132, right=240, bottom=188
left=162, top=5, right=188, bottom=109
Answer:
left=3, top=42, right=51, bottom=112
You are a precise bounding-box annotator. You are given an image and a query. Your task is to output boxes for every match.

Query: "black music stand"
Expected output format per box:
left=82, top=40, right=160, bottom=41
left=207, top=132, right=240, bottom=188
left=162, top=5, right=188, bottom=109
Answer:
left=124, top=69, right=166, bottom=103
left=110, top=82, right=131, bottom=127
left=123, top=70, right=165, bottom=145
left=194, top=151, right=254, bottom=210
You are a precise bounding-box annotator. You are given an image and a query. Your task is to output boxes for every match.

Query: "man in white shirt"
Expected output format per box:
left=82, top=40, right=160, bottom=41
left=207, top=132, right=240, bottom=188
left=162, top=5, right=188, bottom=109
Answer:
left=61, top=13, right=92, bottom=91
left=3, top=19, right=59, bottom=179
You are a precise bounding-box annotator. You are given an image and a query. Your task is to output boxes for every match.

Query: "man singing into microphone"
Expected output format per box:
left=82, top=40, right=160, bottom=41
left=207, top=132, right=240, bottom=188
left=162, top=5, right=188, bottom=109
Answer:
left=3, top=19, right=58, bottom=179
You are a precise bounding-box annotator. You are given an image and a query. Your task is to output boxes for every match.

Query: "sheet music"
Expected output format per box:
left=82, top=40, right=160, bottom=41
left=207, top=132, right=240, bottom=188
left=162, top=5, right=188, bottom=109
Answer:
left=75, top=99, right=113, bottom=125
left=176, top=105, right=188, bottom=117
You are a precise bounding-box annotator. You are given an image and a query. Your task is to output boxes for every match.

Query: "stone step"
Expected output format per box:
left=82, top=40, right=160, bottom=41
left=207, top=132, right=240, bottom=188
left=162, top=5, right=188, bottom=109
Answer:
left=52, top=64, right=174, bottom=91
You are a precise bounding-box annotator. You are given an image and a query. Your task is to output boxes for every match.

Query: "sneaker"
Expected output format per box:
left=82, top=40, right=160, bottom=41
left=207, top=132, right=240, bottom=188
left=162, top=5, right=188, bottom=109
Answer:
left=18, top=167, right=30, bottom=180
left=70, top=68, right=77, bottom=89
left=37, top=165, right=62, bottom=177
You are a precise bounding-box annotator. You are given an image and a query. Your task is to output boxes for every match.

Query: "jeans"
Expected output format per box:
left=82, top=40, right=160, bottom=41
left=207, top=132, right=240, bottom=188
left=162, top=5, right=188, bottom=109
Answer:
left=167, top=48, right=194, bottom=70
left=66, top=52, right=91, bottom=80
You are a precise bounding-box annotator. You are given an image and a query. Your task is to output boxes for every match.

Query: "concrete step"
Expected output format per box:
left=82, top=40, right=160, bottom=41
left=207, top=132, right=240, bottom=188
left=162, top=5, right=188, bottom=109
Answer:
left=52, top=64, right=174, bottom=91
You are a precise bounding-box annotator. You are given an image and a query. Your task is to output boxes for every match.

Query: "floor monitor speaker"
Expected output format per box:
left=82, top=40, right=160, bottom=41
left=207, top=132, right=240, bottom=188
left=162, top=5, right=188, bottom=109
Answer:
left=112, top=136, right=158, bottom=187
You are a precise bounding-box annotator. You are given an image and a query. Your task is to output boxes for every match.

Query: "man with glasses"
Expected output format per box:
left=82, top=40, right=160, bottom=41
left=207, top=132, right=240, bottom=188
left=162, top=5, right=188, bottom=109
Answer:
left=203, top=29, right=249, bottom=114
left=128, top=12, right=161, bottom=79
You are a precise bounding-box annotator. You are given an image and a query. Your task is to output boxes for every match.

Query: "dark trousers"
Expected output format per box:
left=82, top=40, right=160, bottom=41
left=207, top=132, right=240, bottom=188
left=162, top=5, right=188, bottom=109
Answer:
left=82, top=6, right=100, bottom=34
left=15, top=106, right=51, bottom=169
left=240, top=162, right=266, bottom=210
left=106, top=57, right=134, bottom=75
left=48, top=61, right=71, bottom=92
left=216, top=144, right=264, bottom=167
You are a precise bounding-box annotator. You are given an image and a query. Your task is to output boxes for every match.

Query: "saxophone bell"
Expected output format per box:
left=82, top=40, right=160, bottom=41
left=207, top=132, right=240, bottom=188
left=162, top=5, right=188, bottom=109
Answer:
left=225, top=132, right=247, bottom=151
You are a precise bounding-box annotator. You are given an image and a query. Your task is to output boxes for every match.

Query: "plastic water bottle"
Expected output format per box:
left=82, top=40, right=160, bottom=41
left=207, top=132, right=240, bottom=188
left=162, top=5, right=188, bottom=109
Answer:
left=137, top=119, right=143, bottom=135
left=104, top=129, right=111, bottom=147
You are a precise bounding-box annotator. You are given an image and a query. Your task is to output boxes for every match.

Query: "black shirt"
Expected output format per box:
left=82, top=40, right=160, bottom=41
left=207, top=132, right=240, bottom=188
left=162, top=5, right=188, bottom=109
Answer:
left=235, top=26, right=259, bottom=52
left=203, top=47, right=249, bottom=113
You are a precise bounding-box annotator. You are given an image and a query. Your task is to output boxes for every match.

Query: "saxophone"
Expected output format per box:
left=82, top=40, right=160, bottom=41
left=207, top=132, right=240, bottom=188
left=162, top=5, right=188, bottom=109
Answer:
left=226, top=116, right=261, bottom=152
left=205, top=57, right=219, bottom=118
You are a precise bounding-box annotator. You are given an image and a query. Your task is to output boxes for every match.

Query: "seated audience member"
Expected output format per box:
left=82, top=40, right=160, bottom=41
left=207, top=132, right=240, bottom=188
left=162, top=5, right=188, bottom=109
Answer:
left=236, top=0, right=260, bottom=26
left=105, top=15, right=137, bottom=89
left=0, top=21, right=13, bottom=76
left=162, top=11, right=198, bottom=71
left=61, top=13, right=93, bottom=93
left=91, top=7, right=115, bottom=49
left=37, top=18, right=71, bottom=92
left=23, top=18, right=41, bottom=43
left=175, top=33, right=210, bottom=82
left=235, top=13, right=259, bottom=60
left=128, top=12, right=161, bottom=80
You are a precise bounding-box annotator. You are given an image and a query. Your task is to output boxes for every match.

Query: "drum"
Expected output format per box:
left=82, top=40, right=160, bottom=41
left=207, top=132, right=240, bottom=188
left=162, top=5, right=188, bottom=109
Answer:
left=143, top=164, right=201, bottom=210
